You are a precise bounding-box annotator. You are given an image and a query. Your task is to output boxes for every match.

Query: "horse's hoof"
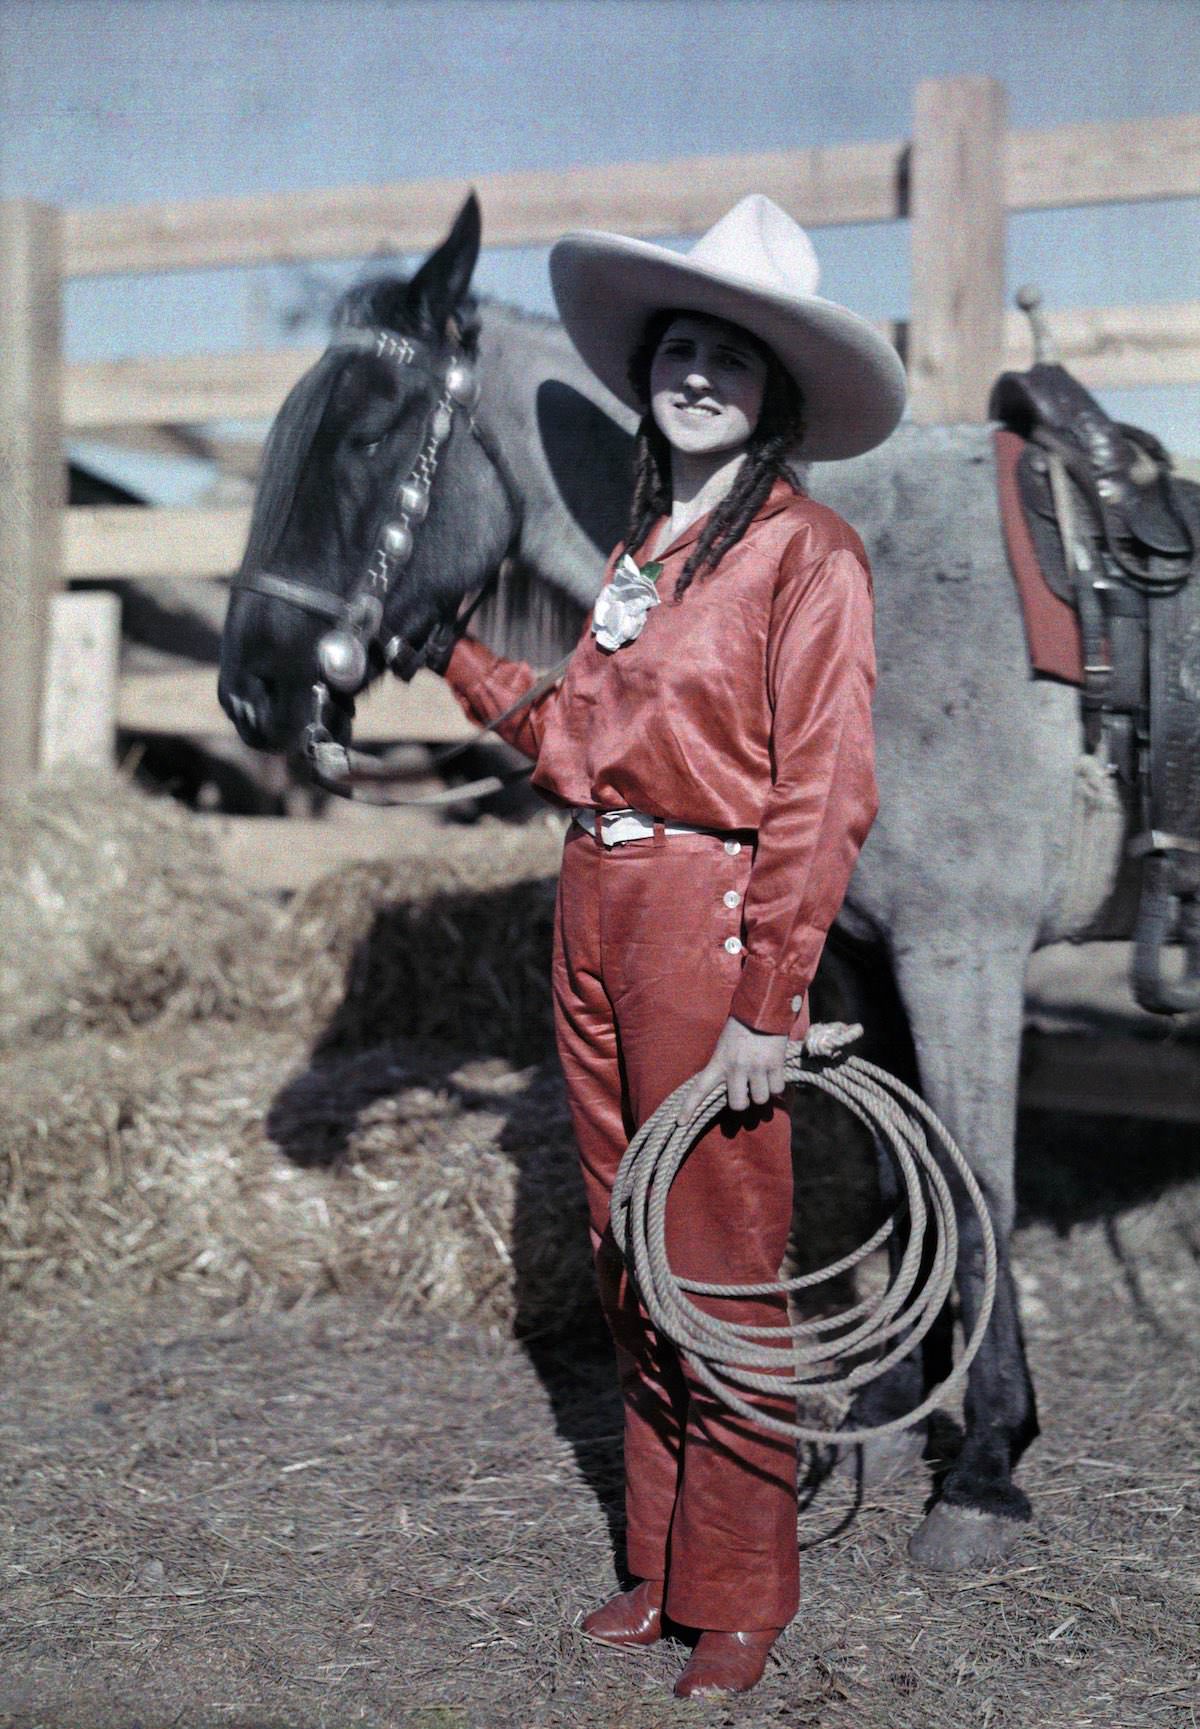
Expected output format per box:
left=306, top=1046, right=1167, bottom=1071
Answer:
left=907, top=1502, right=1027, bottom=1573
left=833, top=1428, right=926, bottom=1489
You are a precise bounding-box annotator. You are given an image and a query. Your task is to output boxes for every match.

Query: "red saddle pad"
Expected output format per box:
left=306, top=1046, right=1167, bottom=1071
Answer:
left=993, top=426, right=1084, bottom=687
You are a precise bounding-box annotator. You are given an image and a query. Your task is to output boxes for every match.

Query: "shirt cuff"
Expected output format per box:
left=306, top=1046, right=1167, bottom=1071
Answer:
left=443, top=635, right=500, bottom=708
left=729, top=954, right=811, bottom=1037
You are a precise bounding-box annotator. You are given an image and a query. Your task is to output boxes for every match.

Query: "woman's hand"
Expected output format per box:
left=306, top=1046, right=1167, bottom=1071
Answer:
left=674, top=1016, right=789, bottom=1125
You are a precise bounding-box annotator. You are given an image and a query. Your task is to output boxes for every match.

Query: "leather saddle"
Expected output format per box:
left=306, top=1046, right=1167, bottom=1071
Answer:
left=988, top=289, right=1200, bottom=1016
left=989, top=360, right=1194, bottom=602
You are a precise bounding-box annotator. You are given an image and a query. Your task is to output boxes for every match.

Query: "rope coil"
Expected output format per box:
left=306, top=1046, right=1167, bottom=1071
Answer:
left=610, top=1022, right=997, bottom=1445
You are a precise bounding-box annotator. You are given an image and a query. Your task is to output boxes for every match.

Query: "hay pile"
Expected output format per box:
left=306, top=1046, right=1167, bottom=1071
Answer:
left=0, top=766, right=291, bottom=1044
left=1, top=771, right=874, bottom=1338
left=0, top=766, right=567, bottom=1058
left=0, top=1017, right=593, bottom=1340
left=276, top=840, right=562, bottom=1063
left=0, top=769, right=594, bottom=1336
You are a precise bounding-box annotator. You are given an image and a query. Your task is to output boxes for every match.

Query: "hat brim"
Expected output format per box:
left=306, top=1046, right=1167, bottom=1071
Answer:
left=549, top=230, right=907, bottom=461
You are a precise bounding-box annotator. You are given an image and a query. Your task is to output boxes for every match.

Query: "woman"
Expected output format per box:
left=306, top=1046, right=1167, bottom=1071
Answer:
left=437, top=195, right=906, bottom=1699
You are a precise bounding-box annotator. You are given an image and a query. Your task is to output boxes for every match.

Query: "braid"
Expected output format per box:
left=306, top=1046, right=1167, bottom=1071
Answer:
left=622, top=416, right=672, bottom=558
left=623, top=308, right=808, bottom=597
left=675, top=429, right=799, bottom=599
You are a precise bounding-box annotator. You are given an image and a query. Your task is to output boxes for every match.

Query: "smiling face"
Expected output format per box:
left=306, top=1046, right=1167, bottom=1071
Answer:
left=648, top=313, right=769, bottom=460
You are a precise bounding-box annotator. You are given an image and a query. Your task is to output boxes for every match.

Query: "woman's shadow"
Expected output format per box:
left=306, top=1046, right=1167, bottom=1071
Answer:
left=259, top=872, right=920, bottom=1570
left=262, top=872, right=629, bottom=1560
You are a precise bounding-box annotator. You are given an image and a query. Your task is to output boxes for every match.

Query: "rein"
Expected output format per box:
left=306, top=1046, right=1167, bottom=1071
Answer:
left=303, top=650, right=572, bottom=807
left=233, top=322, right=561, bottom=807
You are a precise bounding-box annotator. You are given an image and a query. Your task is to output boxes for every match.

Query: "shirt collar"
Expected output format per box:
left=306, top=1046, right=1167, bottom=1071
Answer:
left=645, top=474, right=800, bottom=564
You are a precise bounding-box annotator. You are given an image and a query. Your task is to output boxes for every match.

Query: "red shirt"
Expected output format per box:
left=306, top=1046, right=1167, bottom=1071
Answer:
left=443, top=476, right=878, bottom=1035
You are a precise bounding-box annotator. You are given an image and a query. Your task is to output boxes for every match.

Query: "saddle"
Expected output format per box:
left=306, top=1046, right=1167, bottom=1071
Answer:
left=989, top=288, right=1200, bottom=1014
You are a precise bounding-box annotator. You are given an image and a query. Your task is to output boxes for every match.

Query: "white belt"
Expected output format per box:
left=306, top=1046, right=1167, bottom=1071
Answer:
left=571, top=806, right=746, bottom=849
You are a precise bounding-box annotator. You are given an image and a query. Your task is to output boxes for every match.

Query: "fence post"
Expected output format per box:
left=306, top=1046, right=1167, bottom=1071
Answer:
left=908, top=77, right=1008, bottom=423
left=40, top=591, right=121, bottom=770
left=0, top=200, right=64, bottom=798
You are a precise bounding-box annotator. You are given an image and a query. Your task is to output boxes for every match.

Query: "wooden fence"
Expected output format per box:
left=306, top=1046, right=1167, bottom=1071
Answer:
left=3, top=75, right=1199, bottom=858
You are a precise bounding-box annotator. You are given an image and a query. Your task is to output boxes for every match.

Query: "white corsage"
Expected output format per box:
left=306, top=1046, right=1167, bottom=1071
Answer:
left=590, top=553, right=664, bottom=652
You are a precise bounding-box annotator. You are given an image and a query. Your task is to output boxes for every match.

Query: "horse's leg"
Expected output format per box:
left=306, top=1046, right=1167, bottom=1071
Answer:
left=814, top=941, right=933, bottom=1488
left=890, top=939, right=1040, bottom=1572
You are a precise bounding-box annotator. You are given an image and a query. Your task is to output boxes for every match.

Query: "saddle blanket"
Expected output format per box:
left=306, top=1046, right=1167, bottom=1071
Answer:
left=993, top=427, right=1084, bottom=687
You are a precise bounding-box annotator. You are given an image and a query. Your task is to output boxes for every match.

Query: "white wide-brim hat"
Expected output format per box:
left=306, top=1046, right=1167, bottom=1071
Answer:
left=549, top=194, right=907, bottom=461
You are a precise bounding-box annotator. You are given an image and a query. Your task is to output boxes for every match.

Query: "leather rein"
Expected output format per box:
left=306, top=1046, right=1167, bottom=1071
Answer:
left=233, top=323, right=568, bottom=808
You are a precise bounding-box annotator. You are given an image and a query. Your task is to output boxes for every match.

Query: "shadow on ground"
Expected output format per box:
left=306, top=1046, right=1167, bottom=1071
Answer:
left=259, top=882, right=1200, bottom=1603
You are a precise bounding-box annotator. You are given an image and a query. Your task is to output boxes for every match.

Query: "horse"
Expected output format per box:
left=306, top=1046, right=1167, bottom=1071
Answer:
left=218, top=193, right=1184, bottom=1574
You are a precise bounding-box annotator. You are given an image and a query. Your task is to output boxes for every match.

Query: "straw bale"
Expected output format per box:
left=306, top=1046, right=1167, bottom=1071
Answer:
left=0, top=1019, right=595, bottom=1342
left=0, top=766, right=569, bottom=1059
left=0, top=1014, right=879, bottom=1346
left=0, top=773, right=876, bottom=1341
left=0, top=765, right=294, bottom=1046
left=274, top=841, right=562, bottom=1061
left=0, top=773, right=592, bottom=1335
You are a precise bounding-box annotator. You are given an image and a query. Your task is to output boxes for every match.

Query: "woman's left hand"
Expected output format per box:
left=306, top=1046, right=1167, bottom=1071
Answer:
left=674, top=1016, right=789, bottom=1124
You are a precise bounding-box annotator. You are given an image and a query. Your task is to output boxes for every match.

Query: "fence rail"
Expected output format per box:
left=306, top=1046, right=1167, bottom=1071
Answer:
left=117, top=665, right=473, bottom=742
left=62, top=301, right=1200, bottom=585
left=59, top=113, right=1200, bottom=278
left=61, top=300, right=1200, bottom=439
left=4, top=75, right=1199, bottom=819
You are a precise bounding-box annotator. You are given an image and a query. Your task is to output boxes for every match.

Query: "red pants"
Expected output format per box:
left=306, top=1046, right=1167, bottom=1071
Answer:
left=551, top=821, right=800, bottom=1632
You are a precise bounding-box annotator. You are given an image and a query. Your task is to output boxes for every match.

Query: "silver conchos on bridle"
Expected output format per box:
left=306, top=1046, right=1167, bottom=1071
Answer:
left=232, top=321, right=526, bottom=797
left=313, top=325, right=480, bottom=694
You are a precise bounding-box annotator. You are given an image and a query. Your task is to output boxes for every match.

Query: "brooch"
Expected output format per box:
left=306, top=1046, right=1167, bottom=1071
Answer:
left=590, top=553, right=664, bottom=652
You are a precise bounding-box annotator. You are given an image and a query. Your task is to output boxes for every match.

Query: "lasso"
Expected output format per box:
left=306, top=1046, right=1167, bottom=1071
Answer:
left=610, top=1022, right=996, bottom=1444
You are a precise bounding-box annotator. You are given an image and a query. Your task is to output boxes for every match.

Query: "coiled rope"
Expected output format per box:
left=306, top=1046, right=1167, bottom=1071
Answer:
left=610, top=1021, right=997, bottom=1445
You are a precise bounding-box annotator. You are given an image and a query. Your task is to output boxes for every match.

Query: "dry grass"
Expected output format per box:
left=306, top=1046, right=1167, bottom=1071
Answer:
left=0, top=771, right=876, bottom=1339
left=0, top=765, right=289, bottom=1044
left=0, top=769, right=587, bottom=1342
left=279, top=846, right=562, bottom=1064
left=0, top=1018, right=595, bottom=1343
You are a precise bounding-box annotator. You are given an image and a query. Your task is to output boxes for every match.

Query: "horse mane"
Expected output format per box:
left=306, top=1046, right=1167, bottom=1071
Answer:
left=332, top=274, right=481, bottom=355
left=237, top=348, right=349, bottom=577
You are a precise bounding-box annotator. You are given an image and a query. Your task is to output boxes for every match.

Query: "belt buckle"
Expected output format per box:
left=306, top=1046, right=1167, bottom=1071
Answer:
left=599, top=808, right=644, bottom=847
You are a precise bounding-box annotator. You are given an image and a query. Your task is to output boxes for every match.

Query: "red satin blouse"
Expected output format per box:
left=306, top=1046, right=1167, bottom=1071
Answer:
left=442, top=475, right=879, bottom=1035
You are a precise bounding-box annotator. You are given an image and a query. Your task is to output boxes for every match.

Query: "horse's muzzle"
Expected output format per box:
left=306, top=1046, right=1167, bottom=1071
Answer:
left=218, top=668, right=318, bottom=755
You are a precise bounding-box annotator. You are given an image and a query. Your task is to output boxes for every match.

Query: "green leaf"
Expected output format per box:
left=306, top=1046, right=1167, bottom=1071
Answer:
left=640, top=561, right=664, bottom=583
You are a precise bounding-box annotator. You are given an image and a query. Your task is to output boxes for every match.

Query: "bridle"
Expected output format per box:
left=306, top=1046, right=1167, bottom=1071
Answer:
left=232, top=321, right=550, bottom=804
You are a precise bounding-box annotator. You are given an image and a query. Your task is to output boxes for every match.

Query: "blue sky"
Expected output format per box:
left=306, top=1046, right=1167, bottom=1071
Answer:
left=2, top=0, right=1197, bottom=497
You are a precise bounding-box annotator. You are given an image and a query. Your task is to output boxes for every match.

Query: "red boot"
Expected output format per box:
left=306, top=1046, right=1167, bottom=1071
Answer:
left=673, top=1627, right=783, bottom=1697
left=581, top=1579, right=664, bottom=1648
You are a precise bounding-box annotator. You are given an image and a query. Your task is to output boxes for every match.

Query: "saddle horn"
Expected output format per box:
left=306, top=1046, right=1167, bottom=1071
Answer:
left=1015, top=284, right=1059, bottom=366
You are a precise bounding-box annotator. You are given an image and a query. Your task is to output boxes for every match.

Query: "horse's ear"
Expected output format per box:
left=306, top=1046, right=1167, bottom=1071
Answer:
left=406, top=193, right=482, bottom=339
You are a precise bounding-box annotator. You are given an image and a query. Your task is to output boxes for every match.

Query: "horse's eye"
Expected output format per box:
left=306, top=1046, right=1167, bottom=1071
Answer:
left=347, top=417, right=400, bottom=456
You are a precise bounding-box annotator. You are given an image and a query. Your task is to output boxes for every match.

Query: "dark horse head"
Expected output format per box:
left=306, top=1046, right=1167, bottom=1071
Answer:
left=219, top=194, right=520, bottom=754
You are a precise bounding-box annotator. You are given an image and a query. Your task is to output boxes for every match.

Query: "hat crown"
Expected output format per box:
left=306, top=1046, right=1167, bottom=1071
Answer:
left=687, top=194, right=821, bottom=300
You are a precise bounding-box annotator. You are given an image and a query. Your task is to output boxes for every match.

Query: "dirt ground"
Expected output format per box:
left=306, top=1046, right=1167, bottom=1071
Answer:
left=2, top=779, right=1198, bottom=1728
left=2, top=1082, right=1198, bottom=1729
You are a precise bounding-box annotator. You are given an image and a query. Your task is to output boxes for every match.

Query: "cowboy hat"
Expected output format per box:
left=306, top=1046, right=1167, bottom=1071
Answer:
left=549, top=193, right=907, bottom=461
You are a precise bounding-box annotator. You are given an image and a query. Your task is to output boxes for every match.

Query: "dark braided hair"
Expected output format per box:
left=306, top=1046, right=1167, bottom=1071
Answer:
left=623, top=309, right=808, bottom=599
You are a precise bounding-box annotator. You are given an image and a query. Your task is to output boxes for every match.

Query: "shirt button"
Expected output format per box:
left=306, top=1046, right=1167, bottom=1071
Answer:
left=723, top=839, right=742, bottom=855
left=723, top=889, right=741, bottom=909
left=791, top=994, right=804, bottom=1013
left=723, top=936, right=743, bottom=955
